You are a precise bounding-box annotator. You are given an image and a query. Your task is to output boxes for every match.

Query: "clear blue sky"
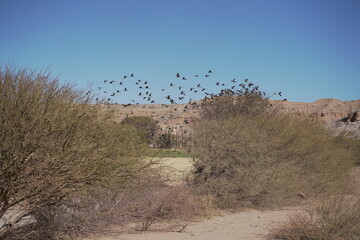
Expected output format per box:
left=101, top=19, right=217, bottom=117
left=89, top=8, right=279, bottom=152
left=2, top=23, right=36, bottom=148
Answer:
left=1, top=0, right=359, bottom=104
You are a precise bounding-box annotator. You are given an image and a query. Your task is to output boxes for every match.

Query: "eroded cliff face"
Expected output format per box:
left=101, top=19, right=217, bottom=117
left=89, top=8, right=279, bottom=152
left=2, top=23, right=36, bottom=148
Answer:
left=270, top=98, right=360, bottom=124
left=107, top=98, right=360, bottom=139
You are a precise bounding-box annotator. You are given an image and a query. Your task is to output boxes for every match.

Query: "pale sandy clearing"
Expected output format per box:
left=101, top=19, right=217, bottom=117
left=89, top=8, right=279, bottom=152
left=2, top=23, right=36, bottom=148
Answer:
left=83, top=207, right=301, bottom=240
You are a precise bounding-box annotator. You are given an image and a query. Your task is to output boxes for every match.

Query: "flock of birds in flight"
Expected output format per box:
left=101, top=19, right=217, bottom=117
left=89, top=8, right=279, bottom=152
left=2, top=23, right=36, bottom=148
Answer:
left=95, top=70, right=284, bottom=109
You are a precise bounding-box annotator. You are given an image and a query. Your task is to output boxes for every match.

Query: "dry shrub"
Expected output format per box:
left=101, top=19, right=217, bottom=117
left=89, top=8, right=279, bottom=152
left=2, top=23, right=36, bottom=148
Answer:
left=13, top=174, right=214, bottom=239
left=190, top=113, right=356, bottom=208
left=269, top=196, right=360, bottom=240
left=0, top=64, right=151, bottom=238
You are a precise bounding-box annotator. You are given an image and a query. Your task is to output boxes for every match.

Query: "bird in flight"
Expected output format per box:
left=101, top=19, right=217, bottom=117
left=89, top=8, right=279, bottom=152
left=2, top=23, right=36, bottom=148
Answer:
left=130, top=73, right=134, bottom=77
left=176, top=73, right=180, bottom=78
left=208, top=70, right=213, bottom=73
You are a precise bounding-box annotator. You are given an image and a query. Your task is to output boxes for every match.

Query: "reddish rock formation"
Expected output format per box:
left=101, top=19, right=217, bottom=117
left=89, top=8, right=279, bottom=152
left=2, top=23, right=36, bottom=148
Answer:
left=270, top=98, right=360, bottom=124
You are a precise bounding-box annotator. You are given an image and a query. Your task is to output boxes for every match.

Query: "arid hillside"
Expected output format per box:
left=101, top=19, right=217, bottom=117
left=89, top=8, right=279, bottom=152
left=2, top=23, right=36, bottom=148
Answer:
left=107, top=98, right=359, bottom=124
left=106, top=98, right=360, bottom=139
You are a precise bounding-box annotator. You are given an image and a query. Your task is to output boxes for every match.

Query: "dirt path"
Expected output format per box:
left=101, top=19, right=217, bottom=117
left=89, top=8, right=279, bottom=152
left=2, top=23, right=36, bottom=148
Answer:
left=84, top=207, right=301, bottom=240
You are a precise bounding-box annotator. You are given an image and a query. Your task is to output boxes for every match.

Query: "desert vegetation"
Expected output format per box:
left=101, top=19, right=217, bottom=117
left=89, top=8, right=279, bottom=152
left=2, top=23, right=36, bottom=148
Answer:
left=121, top=116, right=158, bottom=144
left=189, top=82, right=358, bottom=209
left=0, top=65, right=163, bottom=239
left=1, top=64, right=359, bottom=239
left=269, top=196, right=360, bottom=240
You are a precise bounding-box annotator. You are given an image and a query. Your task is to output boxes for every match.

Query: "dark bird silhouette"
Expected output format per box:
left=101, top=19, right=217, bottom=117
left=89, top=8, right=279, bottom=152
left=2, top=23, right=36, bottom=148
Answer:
left=138, top=92, right=142, bottom=96
left=161, top=89, right=165, bottom=91
left=208, top=70, right=213, bottom=73
left=197, top=84, right=201, bottom=87
left=231, top=78, right=236, bottom=83
left=104, top=80, right=108, bottom=83
left=116, top=90, right=120, bottom=93
left=144, top=81, right=148, bottom=84
left=111, top=93, right=116, bottom=97
left=180, top=91, right=185, bottom=95
left=98, top=87, right=102, bottom=90
left=216, top=82, right=220, bottom=86
left=278, top=92, right=282, bottom=96
left=205, top=75, right=209, bottom=77
left=135, top=82, right=139, bottom=85
left=145, top=86, right=149, bottom=89
left=194, top=74, right=199, bottom=77
left=182, top=77, right=187, bottom=80
left=124, top=87, right=128, bottom=91
left=124, top=75, right=128, bottom=79
left=170, top=83, right=174, bottom=86
left=244, top=78, right=248, bottom=82
left=110, top=80, right=115, bottom=84
left=176, top=73, right=180, bottom=78
left=283, top=98, right=287, bottom=101
left=130, top=73, right=134, bottom=77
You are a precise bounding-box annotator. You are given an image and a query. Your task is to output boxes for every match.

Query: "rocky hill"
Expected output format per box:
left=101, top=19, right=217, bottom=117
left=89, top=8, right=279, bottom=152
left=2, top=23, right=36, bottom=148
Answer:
left=107, top=98, right=360, bottom=139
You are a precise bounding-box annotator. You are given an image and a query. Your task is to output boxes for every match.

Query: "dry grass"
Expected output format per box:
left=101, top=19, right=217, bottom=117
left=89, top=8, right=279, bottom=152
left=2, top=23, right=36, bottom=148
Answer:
left=269, top=196, right=360, bottom=240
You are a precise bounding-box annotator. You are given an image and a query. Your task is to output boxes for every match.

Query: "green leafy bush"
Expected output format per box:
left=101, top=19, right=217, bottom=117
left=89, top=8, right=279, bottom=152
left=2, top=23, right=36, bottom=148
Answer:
left=122, top=116, right=158, bottom=144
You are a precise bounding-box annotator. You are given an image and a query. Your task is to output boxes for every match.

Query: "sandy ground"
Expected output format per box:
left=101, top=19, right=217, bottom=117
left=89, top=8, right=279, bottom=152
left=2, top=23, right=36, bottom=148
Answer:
left=82, top=157, right=303, bottom=240
left=83, top=207, right=301, bottom=240
left=82, top=159, right=360, bottom=240
left=156, top=157, right=194, bottom=182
